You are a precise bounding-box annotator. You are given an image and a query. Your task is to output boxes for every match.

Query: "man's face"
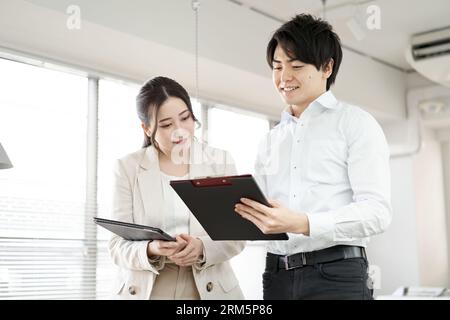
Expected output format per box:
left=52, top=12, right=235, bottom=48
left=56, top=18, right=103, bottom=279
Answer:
left=272, top=45, right=331, bottom=109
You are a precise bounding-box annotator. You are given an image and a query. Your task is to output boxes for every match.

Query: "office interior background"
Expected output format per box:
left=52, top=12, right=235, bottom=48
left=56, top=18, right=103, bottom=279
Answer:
left=0, top=0, right=450, bottom=299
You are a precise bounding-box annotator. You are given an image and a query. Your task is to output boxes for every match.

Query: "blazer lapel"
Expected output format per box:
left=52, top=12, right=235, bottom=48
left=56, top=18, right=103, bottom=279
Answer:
left=136, top=141, right=214, bottom=236
left=189, top=140, right=215, bottom=236
left=137, top=146, right=164, bottom=228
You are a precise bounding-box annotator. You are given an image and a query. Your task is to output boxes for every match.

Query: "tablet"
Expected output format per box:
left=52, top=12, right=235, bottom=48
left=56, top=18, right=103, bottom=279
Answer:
left=93, top=217, right=176, bottom=241
left=170, top=174, right=288, bottom=241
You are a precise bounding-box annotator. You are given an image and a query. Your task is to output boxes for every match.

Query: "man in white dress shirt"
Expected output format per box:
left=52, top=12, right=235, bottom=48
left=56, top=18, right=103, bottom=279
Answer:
left=234, top=14, right=392, bottom=300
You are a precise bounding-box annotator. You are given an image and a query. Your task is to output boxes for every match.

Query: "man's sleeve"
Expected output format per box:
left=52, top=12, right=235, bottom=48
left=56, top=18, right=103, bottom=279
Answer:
left=306, top=109, right=392, bottom=241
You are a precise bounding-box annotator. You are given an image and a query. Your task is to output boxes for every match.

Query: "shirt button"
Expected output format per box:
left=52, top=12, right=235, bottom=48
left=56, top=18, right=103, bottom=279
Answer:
left=206, top=282, right=213, bottom=292
left=293, top=166, right=297, bottom=169
left=293, top=194, right=296, bottom=198
left=297, top=139, right=300, bottom=143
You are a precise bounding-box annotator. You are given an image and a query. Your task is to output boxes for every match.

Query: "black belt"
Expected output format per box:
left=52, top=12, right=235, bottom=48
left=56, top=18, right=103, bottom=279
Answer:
left=266, top=245, right=367, bottom=271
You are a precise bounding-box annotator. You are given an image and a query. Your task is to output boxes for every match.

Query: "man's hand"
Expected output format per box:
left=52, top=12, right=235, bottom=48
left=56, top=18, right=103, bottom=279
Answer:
left=169, top=234, right=204, bottom=267
left=147, top=236, right=187, bottom=258
left=234, top=198, right=310, bottom=235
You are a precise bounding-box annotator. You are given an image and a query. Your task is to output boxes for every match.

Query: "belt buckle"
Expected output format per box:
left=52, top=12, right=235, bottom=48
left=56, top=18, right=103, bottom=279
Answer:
left=282, top=253, right=306, bottom=270
left=281, top=256, right=293, bottom=270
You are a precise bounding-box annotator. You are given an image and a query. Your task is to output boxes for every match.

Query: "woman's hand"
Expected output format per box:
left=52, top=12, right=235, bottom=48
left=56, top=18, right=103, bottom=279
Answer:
left=147, top=236, right=187, bottom=258
left=168, top=234, right=204, bottom=267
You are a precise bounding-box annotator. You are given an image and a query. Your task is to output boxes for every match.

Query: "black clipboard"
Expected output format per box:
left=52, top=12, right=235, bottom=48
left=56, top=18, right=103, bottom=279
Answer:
left=93, top=217, right=176, bottom=241
left=170, top=174, right=288, bottom=241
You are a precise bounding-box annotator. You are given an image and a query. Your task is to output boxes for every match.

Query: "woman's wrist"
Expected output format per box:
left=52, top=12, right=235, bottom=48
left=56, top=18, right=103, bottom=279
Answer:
left=146, top=241, right=156, bottom=258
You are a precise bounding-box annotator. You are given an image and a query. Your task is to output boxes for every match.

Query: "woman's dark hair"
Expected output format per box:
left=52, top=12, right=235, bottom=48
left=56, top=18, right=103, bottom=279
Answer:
left=266, top=14, right=343, bottom=91
left=136, top=76, right=200, bottom=150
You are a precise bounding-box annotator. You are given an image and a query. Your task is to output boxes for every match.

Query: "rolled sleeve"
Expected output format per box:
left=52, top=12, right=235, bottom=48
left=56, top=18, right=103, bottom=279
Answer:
left=137, top=241, right=162, bottom=274
left=193, top=246, right=207, bottom=271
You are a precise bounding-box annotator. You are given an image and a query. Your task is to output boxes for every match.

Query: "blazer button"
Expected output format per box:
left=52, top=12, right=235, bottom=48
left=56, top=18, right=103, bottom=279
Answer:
left=206, top=282, right=213, bottom=292
left=128, top=286, right=137, bottom=295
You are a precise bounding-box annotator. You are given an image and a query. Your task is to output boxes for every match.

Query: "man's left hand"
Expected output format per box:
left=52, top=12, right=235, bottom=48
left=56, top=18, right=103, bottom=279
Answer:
left=234, top=198, right=310, bottom=235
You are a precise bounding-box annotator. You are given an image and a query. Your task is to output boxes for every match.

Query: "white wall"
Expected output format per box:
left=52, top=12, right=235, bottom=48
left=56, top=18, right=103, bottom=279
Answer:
left=367, top=157, right=420, bottom=296
left=369, top=84, right=450, bottom=295
left=441, top=139, right=450, bottom=286
left=334, top=49, right=406, bottom=121
left=406, top=72, right=437, bottom=89
left=413, top=129, right=449, bottom=286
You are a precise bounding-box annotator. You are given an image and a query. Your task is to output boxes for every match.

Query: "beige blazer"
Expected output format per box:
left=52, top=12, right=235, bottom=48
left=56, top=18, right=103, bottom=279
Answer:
left=108, top=141, right=245, bottom=299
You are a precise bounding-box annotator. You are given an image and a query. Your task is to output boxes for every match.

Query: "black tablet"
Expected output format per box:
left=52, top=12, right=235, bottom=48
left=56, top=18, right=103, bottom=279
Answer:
left=93, top=217, right=176, bottom=241
left=170, top=174, right=288, bottom=241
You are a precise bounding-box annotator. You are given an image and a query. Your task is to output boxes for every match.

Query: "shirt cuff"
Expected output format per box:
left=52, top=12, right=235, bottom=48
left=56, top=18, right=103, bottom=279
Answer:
left=305, top=211, right=335, bottom=241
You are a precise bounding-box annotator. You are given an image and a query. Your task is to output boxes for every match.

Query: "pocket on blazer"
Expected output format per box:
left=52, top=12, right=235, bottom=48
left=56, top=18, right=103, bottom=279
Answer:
left=218, top=272, right=239, bottom=293
left=114, top=281, right=125, bottom=295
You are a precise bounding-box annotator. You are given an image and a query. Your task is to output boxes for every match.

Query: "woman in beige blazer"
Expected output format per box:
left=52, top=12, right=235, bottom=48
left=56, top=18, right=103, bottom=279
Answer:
left=108, top=76, right=245, bottom=300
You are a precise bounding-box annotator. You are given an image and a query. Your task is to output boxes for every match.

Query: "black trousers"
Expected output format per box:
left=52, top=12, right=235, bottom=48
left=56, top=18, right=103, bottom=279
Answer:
left=263, top=255, right=373, bottom=300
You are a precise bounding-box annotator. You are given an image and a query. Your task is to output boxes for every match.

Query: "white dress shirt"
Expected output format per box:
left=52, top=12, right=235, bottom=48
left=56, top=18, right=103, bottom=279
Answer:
left=254, top=91, right=392, bottom=255
left=160, top=172, right=190, bottom=236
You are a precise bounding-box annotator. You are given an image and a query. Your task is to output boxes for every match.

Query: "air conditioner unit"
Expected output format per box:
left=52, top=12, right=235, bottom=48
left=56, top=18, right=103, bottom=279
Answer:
left=406, top=26, right=450, bottom=88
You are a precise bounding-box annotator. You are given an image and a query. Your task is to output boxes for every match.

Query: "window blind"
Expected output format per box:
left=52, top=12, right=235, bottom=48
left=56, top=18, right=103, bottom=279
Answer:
left=0, top=58, right=106, bottom=299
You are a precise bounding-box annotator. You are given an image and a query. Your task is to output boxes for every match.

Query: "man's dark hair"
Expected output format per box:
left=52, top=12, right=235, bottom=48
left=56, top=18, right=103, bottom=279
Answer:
left=266, top=14, right=343, bottom=90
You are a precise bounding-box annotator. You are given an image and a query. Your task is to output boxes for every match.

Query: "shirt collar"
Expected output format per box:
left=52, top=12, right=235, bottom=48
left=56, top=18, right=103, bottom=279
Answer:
left=280, top=91, right=339, bottom=123
left=316, top=90, right=339, bottom=109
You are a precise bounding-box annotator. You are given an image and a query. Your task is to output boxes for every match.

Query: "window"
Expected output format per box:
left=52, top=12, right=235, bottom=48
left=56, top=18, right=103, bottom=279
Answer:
left=207, top=105, right=270, bottom=300
left=208, top=106, right=270, bottom=174
left=0, top=58, right=89, bottom=299
left=96, top=79, right=143, bottom=298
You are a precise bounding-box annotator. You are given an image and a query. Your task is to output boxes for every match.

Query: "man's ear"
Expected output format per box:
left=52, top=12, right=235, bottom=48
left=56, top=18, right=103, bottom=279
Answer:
left=323, top=58, right=334, bottom=79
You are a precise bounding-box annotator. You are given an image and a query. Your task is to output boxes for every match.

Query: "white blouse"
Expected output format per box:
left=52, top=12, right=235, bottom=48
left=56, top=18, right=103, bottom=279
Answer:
left=159, top=172, right=190, bottom=237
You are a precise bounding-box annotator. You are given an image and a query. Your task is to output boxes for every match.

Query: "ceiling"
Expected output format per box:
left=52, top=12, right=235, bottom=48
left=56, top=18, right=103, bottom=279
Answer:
left=8, top=1, right=449, bottom=99
left=3, top=0, right=449, bottom=128
left=24, top=0, right=450, bottom=75
left=237, top=0, right=450, bottom=71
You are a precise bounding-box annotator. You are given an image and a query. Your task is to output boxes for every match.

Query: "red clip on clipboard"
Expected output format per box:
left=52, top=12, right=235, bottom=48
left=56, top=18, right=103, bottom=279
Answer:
left=191, top=176, right=233, bottom=187
left=170, top=174, right=288, bottom=241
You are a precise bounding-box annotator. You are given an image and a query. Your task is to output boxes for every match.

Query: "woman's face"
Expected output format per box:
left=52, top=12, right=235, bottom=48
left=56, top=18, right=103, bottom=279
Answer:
left=143, top=97, right=195, bottom=157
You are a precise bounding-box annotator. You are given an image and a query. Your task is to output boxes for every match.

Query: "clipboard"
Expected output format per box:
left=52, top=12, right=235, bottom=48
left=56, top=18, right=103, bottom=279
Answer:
left=170, top=174, right=288, bottom=241
left=93, top=217, right=176, bottom=241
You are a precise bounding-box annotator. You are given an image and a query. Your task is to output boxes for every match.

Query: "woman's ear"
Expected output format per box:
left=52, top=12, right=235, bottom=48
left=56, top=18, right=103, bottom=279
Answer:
left=141, top=123, right=151, bottom=137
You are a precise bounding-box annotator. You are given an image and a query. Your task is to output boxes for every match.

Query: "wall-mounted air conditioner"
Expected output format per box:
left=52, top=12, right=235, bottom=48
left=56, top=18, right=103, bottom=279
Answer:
left=406, top=26, right=450, bottom=88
